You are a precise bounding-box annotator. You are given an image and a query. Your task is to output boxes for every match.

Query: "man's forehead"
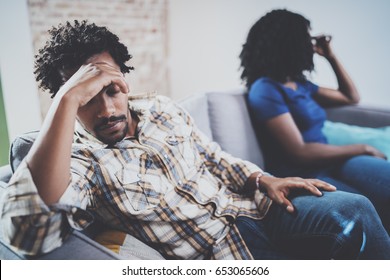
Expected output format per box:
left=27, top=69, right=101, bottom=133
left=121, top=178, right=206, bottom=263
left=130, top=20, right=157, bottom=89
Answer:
left=86, top=51, right=120, bottom=71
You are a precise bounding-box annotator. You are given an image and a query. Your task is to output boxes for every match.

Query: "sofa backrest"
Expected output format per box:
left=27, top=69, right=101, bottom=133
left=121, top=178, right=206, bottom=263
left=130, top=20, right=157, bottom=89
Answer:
left=180, top=89, right=265, bottom=169
left=177, top=93, right=213, bottom=139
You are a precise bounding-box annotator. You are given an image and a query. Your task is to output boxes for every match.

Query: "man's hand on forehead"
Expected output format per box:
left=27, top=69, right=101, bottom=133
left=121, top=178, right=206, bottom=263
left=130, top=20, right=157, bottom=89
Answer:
left=89, top=62, right=129, bottom=95
left=57, top=57, right=129, bottom=108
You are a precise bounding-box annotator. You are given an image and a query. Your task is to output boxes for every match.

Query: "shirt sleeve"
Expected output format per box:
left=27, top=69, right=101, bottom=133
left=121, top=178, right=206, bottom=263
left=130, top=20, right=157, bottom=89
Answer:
left=303, top=80, right=319, bottom=96
left=247, top=79, right=289, bottom=123
left=0, top=157, right=94, bottom=256
left=173, top=102, right=262, bottom=193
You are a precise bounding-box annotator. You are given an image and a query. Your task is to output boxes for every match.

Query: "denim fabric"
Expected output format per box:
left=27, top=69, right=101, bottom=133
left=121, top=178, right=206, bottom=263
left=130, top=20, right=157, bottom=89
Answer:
left=316, top=155, right=390, bottom=233
left=236, top=191, right=390, bottom=259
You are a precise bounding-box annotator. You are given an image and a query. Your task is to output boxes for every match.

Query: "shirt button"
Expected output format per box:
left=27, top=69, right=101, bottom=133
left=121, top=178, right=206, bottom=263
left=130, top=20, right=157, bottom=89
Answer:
left=164, top=154, right=169, bottom=159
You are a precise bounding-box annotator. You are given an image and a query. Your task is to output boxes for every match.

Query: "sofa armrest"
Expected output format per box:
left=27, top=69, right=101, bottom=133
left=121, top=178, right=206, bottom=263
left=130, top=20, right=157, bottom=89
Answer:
left=34, top=231, right=123, bottom=260
left=0, top=231, right=124, bottom=260
left=326, top=105, right=390, bottom=128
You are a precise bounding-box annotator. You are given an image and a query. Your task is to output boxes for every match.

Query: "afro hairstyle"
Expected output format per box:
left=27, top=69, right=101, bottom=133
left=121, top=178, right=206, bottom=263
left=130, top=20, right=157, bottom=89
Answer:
left=34, top=20, right=134, bottom=97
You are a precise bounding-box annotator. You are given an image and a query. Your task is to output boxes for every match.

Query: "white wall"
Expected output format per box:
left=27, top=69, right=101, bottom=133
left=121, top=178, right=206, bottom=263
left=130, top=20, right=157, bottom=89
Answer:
left=168, top=0, right=390, bottom=106
left=0, top=0, right=42, bottom=142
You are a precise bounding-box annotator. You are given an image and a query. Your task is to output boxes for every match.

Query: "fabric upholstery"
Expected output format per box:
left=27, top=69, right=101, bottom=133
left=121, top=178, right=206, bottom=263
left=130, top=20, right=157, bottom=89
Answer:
left=206, top=90, right=265, bottom=169
left=37, top=231, right=124, bottom=260
left=326, top=105, right=390, bottom=128
left=323, top=121, right=390, bottom=161
left=179, top=93, right=213, bottom=139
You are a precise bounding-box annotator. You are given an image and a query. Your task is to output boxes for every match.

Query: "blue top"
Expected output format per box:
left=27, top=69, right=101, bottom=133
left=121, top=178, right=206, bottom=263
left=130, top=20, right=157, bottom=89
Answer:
left=248, top=77, right=327, bottom=176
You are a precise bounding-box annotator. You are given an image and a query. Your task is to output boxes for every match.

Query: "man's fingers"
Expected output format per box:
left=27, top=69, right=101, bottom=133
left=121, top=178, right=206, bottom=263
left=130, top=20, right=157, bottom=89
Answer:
left=310, top=179, right=337, bottom=192
left=112, top=77, right=129, bottom=93
left=279, top=196, right=294, bottom=213
left=287, top=177, right=336, bottom=195
left=270, top=192, right=295, bottom=213
left=285, top=178, right=322, bottom=196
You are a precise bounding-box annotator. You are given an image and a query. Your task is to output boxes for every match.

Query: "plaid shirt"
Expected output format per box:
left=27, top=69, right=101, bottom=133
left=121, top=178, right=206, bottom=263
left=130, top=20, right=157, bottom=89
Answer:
left=1, top=94, right=272, bottom=259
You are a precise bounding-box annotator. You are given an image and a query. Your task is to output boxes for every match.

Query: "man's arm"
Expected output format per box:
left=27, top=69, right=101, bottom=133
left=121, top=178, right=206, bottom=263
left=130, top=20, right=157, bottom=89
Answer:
left=0, top=62, right=128, bottom=255
left=174, top=102, right=263, bottom=192
left=26, top=62, right=128, bottom=205
left=175, top=103, right=337, bottom=213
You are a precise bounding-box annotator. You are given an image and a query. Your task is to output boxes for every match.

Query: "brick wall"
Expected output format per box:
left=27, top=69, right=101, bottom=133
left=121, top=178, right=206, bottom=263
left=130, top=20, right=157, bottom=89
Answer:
left=27, top=0, right=169, bottom=117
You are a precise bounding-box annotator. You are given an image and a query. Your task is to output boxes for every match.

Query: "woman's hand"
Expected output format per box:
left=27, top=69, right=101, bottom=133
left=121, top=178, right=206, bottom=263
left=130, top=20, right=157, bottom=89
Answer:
left=312, top=34, right=334, bottom=59
left=258, top=176, right=337, bottom=213
left=361, top=144, right=387, bottom=160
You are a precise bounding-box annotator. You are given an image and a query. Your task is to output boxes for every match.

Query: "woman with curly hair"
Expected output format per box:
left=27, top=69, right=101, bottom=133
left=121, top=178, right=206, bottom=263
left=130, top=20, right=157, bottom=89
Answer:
left=240, top=9, right=390, bottom=232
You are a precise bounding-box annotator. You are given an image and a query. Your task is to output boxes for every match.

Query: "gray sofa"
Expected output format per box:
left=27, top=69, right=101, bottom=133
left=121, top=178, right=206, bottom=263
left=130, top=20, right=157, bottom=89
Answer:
left=1, top=89, right=390, bottom=260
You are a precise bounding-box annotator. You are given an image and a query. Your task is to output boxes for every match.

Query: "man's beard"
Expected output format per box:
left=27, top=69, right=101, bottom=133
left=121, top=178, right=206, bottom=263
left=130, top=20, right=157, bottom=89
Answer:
left=94, top=115, right=128, bottom=145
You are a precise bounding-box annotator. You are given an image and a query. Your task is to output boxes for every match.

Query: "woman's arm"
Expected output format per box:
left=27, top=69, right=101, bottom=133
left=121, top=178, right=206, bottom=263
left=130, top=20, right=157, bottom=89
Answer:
left=312, top=35, right=360, bottom=106
left=266, top=113, right=386, bottom=165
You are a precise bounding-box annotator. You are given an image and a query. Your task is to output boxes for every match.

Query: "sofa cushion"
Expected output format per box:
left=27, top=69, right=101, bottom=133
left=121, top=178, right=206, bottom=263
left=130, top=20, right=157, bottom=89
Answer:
left=206, top=90, right=265, bottom=169
left=179, top=93, right=213, bottom=139
left=323, top=120, right=390, bottom=161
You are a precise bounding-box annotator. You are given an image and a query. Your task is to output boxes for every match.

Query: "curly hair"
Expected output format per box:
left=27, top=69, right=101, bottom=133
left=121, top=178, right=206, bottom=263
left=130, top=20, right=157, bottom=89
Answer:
left=34, top=20, right=134, bottom=97
left=240, top=9, right=314, bottom=87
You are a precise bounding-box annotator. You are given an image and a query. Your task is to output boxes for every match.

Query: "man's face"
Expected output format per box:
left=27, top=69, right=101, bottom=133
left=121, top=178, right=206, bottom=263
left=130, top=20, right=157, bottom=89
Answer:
left=76, top=52, right=131, bottom=145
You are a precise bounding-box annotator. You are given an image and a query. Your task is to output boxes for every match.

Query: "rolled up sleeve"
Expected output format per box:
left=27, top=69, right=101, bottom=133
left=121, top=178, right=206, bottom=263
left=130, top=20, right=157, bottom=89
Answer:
left=0, top=160, right=93, bottom=256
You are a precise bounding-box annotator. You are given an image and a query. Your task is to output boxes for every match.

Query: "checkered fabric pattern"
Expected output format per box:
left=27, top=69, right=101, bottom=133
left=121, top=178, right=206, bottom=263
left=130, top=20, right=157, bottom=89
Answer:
left=1, top=95, right=271, bottom=259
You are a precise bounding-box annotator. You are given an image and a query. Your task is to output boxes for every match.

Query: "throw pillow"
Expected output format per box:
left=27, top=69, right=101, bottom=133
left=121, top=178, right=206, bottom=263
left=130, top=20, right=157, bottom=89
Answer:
left=322, top=121, right=390, bottom=161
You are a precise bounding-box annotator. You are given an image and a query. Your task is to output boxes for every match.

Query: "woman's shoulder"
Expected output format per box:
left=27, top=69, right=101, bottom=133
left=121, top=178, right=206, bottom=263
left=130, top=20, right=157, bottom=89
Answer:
left=298, top=79, right=319, bottom=94
left=251, top=77, right=279, bottom=87
left=249, top=77, right=284, bottom=99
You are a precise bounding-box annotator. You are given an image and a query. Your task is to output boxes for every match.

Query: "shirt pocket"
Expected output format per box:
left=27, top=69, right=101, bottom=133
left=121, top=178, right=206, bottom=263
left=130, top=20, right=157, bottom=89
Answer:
left=115, top=168, right=162, bottom=212
left=164, top=125, right=202, bottom=171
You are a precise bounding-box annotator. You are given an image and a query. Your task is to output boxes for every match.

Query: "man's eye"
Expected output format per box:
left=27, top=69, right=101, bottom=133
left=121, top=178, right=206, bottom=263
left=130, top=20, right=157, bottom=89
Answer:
left=107, top=89, right=119, bottom=96
left=107, top=84, right=121, bottom=96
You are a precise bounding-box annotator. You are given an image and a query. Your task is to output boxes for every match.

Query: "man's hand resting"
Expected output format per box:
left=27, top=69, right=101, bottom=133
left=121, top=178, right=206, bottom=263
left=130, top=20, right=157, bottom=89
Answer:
left=258, top=176, right=337, bottom=213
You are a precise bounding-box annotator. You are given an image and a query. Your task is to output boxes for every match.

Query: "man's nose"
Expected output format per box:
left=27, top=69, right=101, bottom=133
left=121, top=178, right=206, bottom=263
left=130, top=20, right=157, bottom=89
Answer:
left=96, top=93, right=115, bottom=118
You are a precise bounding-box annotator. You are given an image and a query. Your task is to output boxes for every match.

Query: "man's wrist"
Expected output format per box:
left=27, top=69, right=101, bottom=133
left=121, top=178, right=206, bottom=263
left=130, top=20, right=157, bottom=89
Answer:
left=255, top=172, right=267, bottom=193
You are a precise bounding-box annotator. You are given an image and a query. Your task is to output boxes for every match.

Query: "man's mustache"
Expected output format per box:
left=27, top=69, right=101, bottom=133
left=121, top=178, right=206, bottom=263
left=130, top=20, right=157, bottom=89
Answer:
left=95, top=115, right=127, bottom=131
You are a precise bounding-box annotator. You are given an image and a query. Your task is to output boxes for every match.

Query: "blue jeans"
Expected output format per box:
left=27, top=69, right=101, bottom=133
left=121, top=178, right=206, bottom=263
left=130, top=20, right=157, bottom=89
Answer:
left=272, top=155, right=390, bottom=233
left=316, top=156, right=390, bottom=233
left=236, top=191, right=390, bottom=259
